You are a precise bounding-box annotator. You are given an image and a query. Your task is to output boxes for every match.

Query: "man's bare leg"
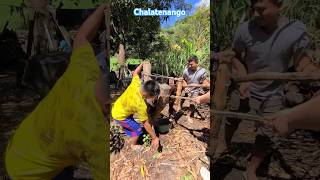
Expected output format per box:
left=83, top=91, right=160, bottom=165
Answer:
left=246, top=150, right=267, bottom=180
left=214, top=118, right=241, bottom=157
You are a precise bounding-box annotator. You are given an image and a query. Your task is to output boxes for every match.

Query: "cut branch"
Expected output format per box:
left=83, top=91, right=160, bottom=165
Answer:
left=233, top=72, right=320, bottom=83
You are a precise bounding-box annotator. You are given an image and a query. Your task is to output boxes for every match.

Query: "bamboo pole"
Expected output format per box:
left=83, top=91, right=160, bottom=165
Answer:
left=233, top=72, right=320, bottom=83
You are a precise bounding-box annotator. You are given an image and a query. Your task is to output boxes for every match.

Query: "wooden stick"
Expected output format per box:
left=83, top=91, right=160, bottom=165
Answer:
left=211, top=110, right=268, bottom=123
left=142, top=73, right=182, bottom=81
left=233, top=72, right=320, bottom=83
left=169, top=95, right=193, bottom=101
left=183, top=84, right=210, bottom=89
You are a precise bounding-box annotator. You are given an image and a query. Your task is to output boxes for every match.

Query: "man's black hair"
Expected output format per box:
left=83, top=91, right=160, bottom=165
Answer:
left=143, top=80, right=160, bottom=97
left=251, top=0, right=283, bottom=7
left=188, top=55, right=199, bottom=63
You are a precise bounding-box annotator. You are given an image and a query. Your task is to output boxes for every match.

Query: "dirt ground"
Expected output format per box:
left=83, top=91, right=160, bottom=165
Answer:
left=0, top=74, right=41, bottom=178
left=212, top=116, right=320, bottom=180
left=110, top=102, right=210, bottom=180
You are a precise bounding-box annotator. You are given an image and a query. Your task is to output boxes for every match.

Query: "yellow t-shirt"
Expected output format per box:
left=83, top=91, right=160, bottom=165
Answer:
left=5, top=43, right=109, bottom=180
left=111, top=75, right=148, bottom=121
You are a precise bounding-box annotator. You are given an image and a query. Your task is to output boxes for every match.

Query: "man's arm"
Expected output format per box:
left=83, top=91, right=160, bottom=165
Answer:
left=268, top=95, right=320, bottom=137
left=73, top=4, right=108, bottom=49
left=142, top=120, right=159, bottom=150
left=295, top=54, right=320, bottom=73
left=193, top=91, right=210, bottom=104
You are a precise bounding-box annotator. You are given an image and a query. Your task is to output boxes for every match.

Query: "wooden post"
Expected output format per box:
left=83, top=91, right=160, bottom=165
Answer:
left=118, top=44, right=125, bottom=65
left=143, top=61, right=152, bottom=82
left=173, top=80, right=183, bottom=111
left=210, top=50, right=233, bottom=162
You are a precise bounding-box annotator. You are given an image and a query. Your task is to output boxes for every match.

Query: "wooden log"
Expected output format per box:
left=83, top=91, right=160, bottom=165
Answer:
left=210, top=52, right=233, bottom=160
left=174, top=80, right=183, bottom=111
left=143, top=61, right=152, bottom=82
left=233, top=72, right=320, bottom=83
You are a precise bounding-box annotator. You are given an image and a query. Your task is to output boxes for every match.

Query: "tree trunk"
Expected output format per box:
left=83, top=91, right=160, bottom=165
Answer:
left=118, top=43, right=125, bottom=65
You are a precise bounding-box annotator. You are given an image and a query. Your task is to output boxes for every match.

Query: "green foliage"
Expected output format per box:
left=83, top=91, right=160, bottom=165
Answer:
left=110, top=56, right=141, bottom=72
left=181, top=174, right=193, bottom=180
left=142, top=134, right=151, bottom=146
left=108, top=0, right=191, bottom=59
left=153, top=6, right=210, bottom=76
left=211, top=0, right=320, bottom=50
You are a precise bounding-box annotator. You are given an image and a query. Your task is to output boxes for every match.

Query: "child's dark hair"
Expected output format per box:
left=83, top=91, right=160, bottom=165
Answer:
left=188, top=55, right=199, bottom=63
left=143, top=80, right=160, bottom=97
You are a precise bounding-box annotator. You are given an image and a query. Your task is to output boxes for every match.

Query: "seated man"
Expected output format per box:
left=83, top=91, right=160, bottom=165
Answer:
left=174, top=55, right=210, bottom=123
left=5, top=4, right=109, bottom=180
left=111, top=63, right=160, bottom=151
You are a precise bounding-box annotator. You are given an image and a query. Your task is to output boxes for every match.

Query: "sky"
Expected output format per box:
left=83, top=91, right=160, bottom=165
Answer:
left=160, top=0, right=209, bottom=29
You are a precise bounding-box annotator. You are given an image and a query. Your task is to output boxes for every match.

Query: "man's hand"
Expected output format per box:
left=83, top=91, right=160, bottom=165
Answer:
left=239, top=82, right=251, bottom=99
left=193, top=96, right=202, bottom=105
left=151, top=137, right=160, bottom=151
left=264, top=114, right=292, bottom=138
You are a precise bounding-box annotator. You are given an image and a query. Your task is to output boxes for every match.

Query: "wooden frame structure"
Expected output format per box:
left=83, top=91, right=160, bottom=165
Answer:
left=209, top=51, right=320, bottom=166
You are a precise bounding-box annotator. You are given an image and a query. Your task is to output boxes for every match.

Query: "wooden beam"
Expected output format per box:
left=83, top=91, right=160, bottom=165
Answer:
left=233, top=72, right=320, bottom=83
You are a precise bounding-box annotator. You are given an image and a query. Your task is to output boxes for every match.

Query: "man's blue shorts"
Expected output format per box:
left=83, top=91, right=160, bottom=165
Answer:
left=115, top=115, right=143, bottom=137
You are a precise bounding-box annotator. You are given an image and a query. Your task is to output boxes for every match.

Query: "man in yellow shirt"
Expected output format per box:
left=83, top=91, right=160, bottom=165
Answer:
left=5, top=4, right=109, bottom=180
left=112, top=63, right=160, bottom=151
